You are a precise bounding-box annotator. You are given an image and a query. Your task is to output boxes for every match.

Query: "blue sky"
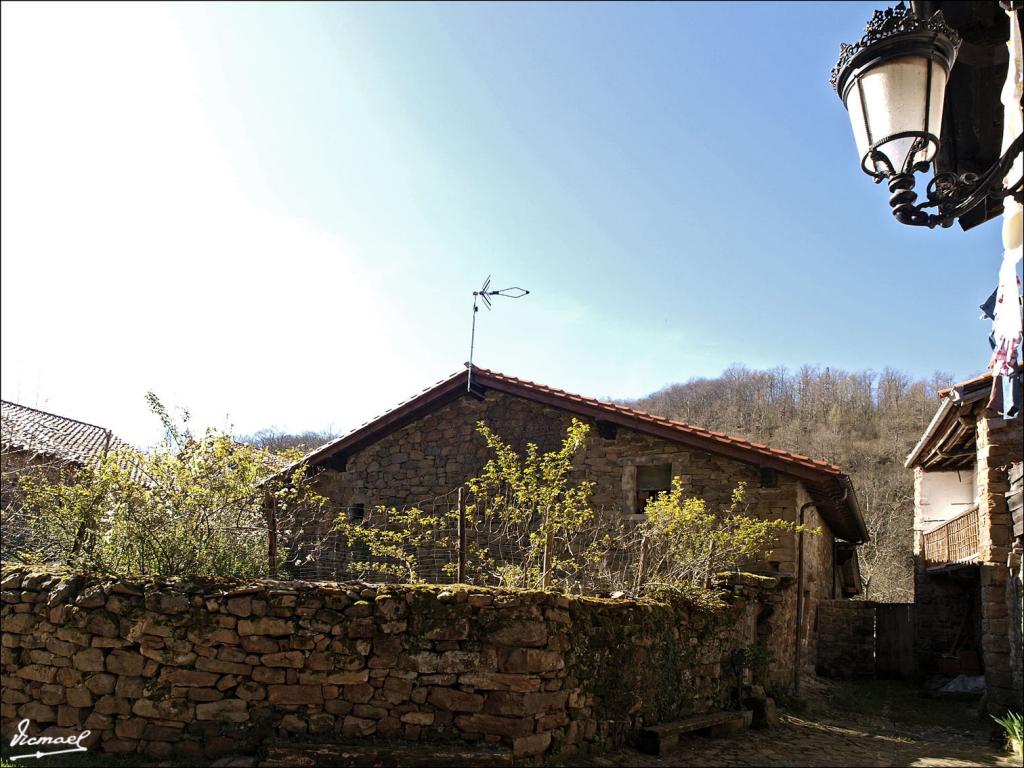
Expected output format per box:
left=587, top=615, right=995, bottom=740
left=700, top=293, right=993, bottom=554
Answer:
left=0, top=2, right=1012, bottom=446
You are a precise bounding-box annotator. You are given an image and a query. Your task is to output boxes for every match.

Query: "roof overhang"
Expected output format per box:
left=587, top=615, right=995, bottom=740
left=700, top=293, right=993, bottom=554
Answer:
left=906, top=371, right=998, bottom=470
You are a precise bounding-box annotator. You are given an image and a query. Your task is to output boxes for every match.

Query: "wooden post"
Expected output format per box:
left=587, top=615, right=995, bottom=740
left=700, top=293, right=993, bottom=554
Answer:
left=265, top=490, right=278, bottom=578
left=635, top=536, right=647, bottom=593
left=457, top=487, right=466, bottom=584
left=542, top=528, right=553, bottom=589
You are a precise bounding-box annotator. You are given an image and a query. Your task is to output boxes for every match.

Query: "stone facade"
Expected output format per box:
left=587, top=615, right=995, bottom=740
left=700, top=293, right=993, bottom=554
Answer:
left=909, top=409, right=1023, bottom=713
left=795, top=484, right=836, bottom=683
left=315, top=391, right=797, bottom=536
left=0, top=567, right=783, bottom=762
left=912, top=566, right=981, bottom=676
left=974, top=416, right=1022, bottom=713
left=815, top=601, right=876, bottom=679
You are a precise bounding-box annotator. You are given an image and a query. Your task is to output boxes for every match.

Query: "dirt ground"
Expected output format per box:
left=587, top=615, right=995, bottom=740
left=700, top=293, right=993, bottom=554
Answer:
left=1, top=680, right=1015, bottom=768
left=575, top=678, right=1019, bottom=768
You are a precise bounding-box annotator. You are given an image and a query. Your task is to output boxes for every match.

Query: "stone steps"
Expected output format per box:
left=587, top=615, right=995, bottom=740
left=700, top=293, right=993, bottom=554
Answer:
left=638, top=710, right=753, bottom=756
left=259, top=742, right=515, bottom=767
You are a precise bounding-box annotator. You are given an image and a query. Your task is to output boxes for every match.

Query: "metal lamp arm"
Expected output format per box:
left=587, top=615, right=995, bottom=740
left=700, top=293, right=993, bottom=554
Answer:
left=888, top=133, right=1024, bottom=228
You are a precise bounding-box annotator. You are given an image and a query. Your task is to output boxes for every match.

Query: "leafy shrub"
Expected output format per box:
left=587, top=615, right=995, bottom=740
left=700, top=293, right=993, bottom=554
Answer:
left=8, top=394, right=328, bottom=578
left=993, top=711, right=1023, bottom=756
left=636, top=478, right=812, bottom=588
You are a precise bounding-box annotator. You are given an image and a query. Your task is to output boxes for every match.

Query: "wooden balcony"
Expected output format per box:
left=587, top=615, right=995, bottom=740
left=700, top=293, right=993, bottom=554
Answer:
left=923, top=506, right=979, bottom=570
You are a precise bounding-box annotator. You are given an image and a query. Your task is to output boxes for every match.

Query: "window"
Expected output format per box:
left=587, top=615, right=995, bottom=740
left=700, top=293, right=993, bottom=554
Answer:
left=760, top=467, right=779, bottom=488
left=345, top=503, right=369, bottom=572
left=348, top=503, right=366, bottom=523
left=635, top=463, right=672, bottom=515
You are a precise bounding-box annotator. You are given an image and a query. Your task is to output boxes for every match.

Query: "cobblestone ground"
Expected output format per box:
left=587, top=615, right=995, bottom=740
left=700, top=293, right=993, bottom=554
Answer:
left=572, top=680, right=1019, bottom=768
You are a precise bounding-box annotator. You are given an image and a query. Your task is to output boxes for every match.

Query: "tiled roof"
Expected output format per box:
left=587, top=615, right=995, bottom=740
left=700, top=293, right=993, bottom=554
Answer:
left=936, top=371, right=992, bottom=399
left=288, top=367, right=867, bottom=542
left=1, top=400, right=130, bottom=466
left=936, top=363, right=1019, bottom=399
left=907, top=364, right=1020, bottom=470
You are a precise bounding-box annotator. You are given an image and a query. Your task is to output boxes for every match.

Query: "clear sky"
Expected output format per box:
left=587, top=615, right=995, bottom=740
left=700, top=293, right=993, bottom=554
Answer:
left=0, top=1, right=1013, bottom=448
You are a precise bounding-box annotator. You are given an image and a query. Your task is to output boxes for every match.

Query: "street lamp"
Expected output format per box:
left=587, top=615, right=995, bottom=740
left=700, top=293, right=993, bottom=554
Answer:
left=831, top=2, right=1024, bottom=228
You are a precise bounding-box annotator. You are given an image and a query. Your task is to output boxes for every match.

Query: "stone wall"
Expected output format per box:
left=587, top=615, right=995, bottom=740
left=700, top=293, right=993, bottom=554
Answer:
left=0, top=567, right=781, bottom=763
left=795, top=483, right=836, bottom=684
left=304, top=391, right=851, bottom=691
left=1006, top=541, right=1023, bottom=712
left=975, top=416, right=1023, bottom=713
left=815, top=601, right=876, bottom=679
left=912, top=568, right=981, bottom=677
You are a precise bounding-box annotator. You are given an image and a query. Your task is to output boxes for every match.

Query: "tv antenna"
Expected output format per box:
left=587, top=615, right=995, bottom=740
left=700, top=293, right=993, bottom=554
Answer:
left=467, top=275, right=529, bottom=391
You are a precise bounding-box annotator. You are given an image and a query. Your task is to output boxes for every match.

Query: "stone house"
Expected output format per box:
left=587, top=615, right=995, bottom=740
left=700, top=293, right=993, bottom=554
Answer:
left=0, top=400, right=131, bottom=558
left=905, top=370, right=1023, bottom=714
left=288, top=366, right=869, bottom=686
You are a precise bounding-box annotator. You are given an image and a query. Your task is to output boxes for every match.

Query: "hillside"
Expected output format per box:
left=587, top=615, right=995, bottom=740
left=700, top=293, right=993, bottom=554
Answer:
left=626, top=365, right=955, bottom=602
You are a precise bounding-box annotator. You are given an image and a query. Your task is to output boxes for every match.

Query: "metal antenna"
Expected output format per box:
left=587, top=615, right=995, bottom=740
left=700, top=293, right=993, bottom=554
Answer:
left=467, top=275, right=529, bottom=391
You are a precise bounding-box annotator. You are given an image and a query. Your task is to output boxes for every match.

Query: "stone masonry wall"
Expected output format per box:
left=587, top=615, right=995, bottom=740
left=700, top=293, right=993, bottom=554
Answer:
left=1006, top=541, right=1023, bottom=713
left=0, top=567, right=779, bottom=763
left=815, top=601, right=876, bottom=679
left=975, top=416, right=1023, bottom=713
left=912, top=568, right=981, bottom=676
left=796, top=483, right=836, bottom=685
left=313, top=391, right=805, bottom=577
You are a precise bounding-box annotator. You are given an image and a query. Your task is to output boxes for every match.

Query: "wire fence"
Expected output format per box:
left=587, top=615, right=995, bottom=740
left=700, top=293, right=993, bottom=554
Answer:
left=2, top=454, right=739, bottom=596
left=295, top=488, right=464, bottom=583
left=293, top=485, right=652, bottom=594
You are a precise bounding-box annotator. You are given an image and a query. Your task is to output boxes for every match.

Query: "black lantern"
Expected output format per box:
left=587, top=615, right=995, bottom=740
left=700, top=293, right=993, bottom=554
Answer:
left=831, top=2, right=1023, bottom=228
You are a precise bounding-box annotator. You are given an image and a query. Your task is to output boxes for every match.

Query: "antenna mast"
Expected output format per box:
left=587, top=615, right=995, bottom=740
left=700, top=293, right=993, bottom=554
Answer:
left=467, top=275, right=529, bottom=391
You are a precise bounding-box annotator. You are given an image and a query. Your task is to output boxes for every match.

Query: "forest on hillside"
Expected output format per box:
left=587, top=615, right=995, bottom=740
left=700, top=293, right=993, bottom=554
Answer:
left=626, top=365, right=955, bottom=602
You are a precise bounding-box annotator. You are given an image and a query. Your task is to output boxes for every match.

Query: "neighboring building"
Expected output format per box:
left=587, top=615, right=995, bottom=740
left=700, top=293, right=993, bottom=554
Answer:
left=1, top=399, right=130, bottom=465
left=0, top=400, right=131, bottom=557
left=289, top=366, right=869, bottom=685
left=905, top=370, right=1024, bottom=714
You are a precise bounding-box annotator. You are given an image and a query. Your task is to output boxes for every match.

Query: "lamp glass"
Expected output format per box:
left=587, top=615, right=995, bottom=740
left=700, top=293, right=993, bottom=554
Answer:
left=844, top=55, right=947, bottom=176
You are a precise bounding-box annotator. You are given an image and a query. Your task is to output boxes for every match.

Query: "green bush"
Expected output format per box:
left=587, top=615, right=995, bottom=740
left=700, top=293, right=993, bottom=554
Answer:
left=9, top=394, right=327, bottom=578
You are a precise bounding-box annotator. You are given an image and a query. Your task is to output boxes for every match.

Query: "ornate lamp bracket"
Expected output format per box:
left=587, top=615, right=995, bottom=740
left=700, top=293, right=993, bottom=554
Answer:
left=887, top=134, right=1024, bottom=228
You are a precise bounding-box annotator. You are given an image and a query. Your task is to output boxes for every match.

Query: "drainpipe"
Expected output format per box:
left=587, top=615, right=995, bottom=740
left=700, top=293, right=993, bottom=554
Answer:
left=793, top=500, right=816, bottom=698
left=831, top=540, right=837, bottom=600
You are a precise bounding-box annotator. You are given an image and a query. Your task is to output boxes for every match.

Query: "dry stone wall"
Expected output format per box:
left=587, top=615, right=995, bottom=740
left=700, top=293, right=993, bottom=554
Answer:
left=815, top=601, right=876, bottom=678
left=1, top=567, right=780, bottom=763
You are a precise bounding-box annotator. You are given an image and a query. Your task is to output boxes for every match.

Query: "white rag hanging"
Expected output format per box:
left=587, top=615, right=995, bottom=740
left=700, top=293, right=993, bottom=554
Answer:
left=989, top=6, right=1024, bottom=408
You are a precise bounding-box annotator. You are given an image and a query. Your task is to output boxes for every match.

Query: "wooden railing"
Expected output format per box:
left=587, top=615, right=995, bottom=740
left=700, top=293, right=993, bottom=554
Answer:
left=923, top=506, right=979, bottom=568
